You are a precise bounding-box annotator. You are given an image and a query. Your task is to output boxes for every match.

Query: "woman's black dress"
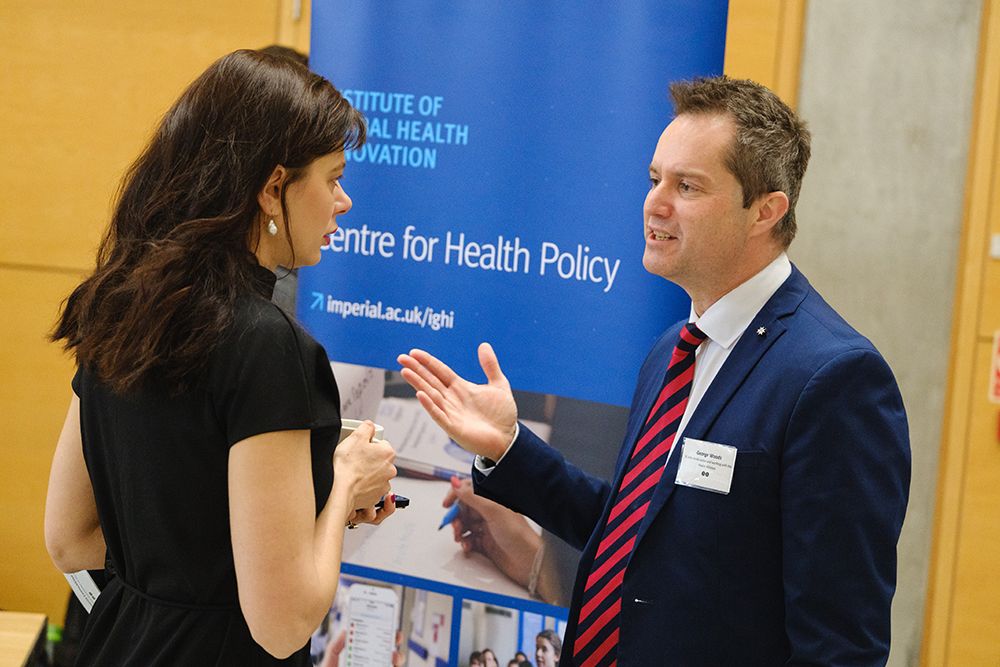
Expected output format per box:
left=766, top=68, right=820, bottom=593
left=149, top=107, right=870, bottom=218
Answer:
left=73, top=267, right=341, bottom=665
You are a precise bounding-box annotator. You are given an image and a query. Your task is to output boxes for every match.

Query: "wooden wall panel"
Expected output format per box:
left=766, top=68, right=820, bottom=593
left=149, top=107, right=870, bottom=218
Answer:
left=977, top=121, right=1000, bottom=335
left=946, top=344, right=1000, bottom=665
left=0, top=267, right=85, bottom=622
left=0, top=0, right=285, bottom=624
left=923, top=0, right=1000, bottom=664
left=277, top=0, right=312, bottom=55
left=0, top=0, right=284, bottom=271
left=724, top=0, right=807, bottom=108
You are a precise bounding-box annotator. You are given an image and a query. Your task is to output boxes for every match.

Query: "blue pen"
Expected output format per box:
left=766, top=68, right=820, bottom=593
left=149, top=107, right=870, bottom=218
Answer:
left=438, top=503, right=460, bottom=530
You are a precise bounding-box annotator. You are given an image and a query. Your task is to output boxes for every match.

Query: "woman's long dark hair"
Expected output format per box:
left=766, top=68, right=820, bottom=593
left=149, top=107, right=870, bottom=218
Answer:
left=53, top=49, right=365, bottom=393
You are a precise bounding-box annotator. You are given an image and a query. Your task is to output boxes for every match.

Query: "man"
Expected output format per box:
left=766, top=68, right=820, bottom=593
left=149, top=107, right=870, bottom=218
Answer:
left=398, top=77, right=910, bottom=666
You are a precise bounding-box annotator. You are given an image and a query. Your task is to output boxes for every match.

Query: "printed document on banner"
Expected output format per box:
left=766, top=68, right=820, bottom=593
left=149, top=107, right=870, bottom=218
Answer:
left=377, top=397, right=550, bottom=479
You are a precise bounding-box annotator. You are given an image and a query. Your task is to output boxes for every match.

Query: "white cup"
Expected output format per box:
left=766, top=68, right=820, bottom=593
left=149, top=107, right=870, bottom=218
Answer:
left=339, top=418, right=385, bottom=444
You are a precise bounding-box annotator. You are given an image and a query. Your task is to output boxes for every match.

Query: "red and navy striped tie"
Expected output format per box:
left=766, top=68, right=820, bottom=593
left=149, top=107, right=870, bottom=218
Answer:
left=572, top=322, right=707, bottom=667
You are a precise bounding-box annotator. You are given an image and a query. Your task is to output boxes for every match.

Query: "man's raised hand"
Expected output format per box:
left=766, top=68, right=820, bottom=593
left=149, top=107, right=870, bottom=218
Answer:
left=397, top=343, right=517, bottom=461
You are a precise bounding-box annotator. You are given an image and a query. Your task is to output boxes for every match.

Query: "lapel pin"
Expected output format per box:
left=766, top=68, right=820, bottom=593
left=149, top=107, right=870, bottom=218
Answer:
left=756, top=327, right=767, bottom=337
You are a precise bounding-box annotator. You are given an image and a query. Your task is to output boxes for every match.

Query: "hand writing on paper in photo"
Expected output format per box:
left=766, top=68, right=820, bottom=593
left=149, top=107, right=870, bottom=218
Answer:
left=442, top=476, right=541, bottom=592
left=333, top=420, right=398, bottom=525
left=397, top=343, right=517, bottom=461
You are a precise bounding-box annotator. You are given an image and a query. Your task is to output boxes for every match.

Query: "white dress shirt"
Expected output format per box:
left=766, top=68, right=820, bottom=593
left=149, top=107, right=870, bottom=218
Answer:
left=477, top=252, right=792, bottom=474
left=673, top=252, right=791, bottom=448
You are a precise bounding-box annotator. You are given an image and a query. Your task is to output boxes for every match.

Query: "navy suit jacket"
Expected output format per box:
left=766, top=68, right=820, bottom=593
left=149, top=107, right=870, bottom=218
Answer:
left=475, top=266, right=910, bottom=666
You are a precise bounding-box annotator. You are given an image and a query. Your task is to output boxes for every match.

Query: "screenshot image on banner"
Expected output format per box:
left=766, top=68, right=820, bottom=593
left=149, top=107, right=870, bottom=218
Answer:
left=340, top=584, right=399, bottom=667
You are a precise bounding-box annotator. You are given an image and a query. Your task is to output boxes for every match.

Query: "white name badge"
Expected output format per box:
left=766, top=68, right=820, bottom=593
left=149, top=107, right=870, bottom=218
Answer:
left=674, top=438, right=737, bottom=494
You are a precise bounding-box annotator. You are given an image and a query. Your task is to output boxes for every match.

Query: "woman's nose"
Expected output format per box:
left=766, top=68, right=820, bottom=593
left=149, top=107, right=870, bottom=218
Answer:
left=338, top=187, right=353, bottom=215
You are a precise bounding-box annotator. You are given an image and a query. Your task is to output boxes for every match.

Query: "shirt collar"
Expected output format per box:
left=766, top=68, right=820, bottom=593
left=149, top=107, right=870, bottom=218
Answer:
left=690, top=253, right=792, bottom=349
left=250, top=262, right=278, bottom=299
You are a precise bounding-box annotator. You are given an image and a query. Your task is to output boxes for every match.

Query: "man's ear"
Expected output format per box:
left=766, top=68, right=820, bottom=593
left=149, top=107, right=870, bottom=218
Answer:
left=256, top=165, right=288, bottom=216
left=750, top=190, right=790, bottom=239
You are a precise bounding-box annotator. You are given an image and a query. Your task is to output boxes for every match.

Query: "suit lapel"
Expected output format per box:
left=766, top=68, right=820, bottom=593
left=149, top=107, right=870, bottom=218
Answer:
left=632, top=266, right=811, bottom=547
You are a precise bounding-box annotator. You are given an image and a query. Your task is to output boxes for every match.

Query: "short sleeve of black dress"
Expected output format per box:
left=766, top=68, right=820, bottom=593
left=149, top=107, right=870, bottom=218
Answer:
left=210, top=296, right=342, bottom=513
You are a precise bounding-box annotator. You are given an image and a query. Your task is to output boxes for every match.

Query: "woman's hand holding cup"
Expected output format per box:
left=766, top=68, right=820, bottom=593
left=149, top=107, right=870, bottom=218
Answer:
left=334, top=420, right=397, bottom=524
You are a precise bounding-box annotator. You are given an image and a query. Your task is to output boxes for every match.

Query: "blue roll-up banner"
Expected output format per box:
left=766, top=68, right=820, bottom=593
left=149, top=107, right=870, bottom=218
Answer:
left=302, top=3, right=727, bottom=663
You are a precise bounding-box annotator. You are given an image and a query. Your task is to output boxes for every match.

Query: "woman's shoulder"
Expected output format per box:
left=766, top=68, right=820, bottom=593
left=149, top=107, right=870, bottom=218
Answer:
left=230, top=294, right=307, bottom=344
left=207, top=292, right=340, bottom=441
left=219, top=293, right=332, bottom=377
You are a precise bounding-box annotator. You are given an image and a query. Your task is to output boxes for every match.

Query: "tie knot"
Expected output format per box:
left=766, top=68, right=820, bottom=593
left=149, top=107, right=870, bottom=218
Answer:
left=677, top=322, right=707, bottom=352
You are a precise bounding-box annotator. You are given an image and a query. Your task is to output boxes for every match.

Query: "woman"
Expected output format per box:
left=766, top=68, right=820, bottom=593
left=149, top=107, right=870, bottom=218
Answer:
left=535, top=629, right=561, bottom=667
left=43, top=50, right=397, bottom=665
left=481, top=647, right=500, bottom=667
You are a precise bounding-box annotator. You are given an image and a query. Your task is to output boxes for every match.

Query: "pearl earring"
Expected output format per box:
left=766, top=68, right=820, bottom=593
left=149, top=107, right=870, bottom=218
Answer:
left=266, top=218, right=278, bottom=236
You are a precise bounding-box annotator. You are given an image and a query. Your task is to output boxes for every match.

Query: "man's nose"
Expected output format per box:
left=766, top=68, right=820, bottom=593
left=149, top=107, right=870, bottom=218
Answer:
left=645, top=186, right=674, bottom=217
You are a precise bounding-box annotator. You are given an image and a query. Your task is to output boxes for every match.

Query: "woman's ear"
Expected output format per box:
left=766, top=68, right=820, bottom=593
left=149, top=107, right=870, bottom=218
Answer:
left=256, top=165, right=288, bottom=216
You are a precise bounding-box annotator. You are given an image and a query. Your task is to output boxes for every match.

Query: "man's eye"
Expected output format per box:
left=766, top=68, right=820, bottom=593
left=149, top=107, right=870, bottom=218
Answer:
left=679, top=181, right=695, bottom=193
left=648, top=177, right=660, bottom=190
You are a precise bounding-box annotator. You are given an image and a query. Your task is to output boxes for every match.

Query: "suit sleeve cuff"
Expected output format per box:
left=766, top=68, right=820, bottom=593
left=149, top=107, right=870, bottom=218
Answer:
left=473, top=422, right=521, bottom=476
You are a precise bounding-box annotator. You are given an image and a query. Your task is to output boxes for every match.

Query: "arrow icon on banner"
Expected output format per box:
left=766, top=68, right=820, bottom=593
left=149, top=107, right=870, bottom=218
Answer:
left=311, top=292, right=324, bottom=310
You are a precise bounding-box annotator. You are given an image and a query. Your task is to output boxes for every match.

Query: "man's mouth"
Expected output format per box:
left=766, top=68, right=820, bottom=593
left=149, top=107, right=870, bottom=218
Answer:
left=648, top=230, right=676, bottom=241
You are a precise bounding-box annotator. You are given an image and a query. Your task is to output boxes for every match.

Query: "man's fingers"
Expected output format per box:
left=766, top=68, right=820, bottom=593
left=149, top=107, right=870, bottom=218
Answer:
left=406, top=349, right=462, bottom=388
left=399, top=366, right=437, bottom=398
left=399, top=356, right=451, bottom=396
left=420, top=379, right=453, bottom=412
left=401, top=369, right=460, bottom=424
left=415, top=391, right=454, bottom=433
left=478, top=342, right=508, bottom=386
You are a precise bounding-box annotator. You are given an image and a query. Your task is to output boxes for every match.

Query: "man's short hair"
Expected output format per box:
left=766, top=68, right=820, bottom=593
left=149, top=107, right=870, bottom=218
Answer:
left=669, top=76, right=810, bottom=247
